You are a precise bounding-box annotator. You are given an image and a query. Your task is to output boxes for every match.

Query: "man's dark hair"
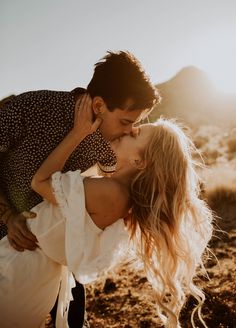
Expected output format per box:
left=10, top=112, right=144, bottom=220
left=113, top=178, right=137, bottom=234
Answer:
left=87, top=51, right=160, bottom=111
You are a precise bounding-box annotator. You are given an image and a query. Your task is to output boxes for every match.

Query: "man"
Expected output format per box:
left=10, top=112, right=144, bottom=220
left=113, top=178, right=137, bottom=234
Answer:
left=0, top=51, right=159, bottom=327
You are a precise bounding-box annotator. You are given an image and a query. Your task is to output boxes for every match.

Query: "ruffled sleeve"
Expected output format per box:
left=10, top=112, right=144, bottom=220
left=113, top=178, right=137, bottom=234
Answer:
left=51, top=170, right=129, bottom=284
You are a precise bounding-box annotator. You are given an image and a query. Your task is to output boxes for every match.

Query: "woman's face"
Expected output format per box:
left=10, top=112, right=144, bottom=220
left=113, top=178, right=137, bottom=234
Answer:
left=111, top=124, right=153, bottom=165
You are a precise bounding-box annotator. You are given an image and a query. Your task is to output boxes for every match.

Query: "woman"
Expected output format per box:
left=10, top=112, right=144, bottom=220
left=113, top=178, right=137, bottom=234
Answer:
left=0, top=97, right=213, bottom=328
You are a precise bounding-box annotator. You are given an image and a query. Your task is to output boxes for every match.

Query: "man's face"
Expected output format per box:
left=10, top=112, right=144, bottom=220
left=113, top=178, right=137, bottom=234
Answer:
left=93, top=97, right=146, bottom=142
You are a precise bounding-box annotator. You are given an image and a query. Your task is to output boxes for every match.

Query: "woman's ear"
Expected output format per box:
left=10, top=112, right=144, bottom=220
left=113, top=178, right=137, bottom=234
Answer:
left=92, top=96, right=107, bottom=115
left=132, top=157, right=146, bottom=170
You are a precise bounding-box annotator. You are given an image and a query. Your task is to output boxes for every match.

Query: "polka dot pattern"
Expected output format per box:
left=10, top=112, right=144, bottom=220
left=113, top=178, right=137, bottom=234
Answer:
left=0, top=88, right=117, bottom=238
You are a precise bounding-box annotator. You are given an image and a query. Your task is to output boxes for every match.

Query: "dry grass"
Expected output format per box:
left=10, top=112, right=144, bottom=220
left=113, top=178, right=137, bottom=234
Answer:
left=85, top=126, right=236, bottom=328
left=46, top=124, right=236, bottom=328
left=227, top=137, right=236, bottom=154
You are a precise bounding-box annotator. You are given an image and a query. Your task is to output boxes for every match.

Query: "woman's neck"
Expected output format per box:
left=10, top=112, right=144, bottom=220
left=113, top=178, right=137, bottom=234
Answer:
left=111, top=166, right=137, bottom=188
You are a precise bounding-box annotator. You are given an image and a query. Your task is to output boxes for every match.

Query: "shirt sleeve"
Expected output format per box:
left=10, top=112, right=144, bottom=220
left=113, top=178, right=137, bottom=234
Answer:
left=0, top=94, right=26, bottom=153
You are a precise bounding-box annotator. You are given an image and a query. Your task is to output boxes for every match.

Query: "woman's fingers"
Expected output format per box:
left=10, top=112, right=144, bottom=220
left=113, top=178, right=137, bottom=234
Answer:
left=91, top=117, right=102, bottom=133
left=74, top=93, right=101, bottom=135
left=74, top=94, right=92, bottom=123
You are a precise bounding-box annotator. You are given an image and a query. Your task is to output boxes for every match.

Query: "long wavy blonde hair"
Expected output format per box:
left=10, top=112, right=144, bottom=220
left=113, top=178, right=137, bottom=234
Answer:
left=129, top=118, right=213, bottom=328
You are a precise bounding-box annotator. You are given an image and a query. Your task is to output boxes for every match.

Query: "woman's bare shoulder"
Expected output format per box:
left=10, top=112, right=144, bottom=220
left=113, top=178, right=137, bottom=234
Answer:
left=83, top=177, right=130, bottom=229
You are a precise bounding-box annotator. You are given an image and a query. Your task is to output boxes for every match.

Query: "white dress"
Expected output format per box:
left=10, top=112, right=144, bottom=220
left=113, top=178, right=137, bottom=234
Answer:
left=0, top=171, right=129, bottom=328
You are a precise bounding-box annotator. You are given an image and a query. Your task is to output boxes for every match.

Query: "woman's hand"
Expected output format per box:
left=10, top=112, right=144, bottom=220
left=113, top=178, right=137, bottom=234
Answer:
left=73, top=94, right=102, bottom=140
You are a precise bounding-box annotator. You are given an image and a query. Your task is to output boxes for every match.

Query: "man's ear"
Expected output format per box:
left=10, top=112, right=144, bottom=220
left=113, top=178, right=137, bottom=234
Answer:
left=92, top=96, right=107, bottom=115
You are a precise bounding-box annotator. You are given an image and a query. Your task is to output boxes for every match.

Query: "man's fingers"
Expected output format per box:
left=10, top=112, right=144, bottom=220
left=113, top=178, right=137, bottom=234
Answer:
left=19, top=212, right=38, bottom=242
left=10, top=212, right=38, bottom=243
left=18, top=223, right=38, bottom=243
left=8, top=234, right=30, bottom=251
left=20, top=228, right=38, bottom=243
left=7, top=213, right=38, bottom=251
left=10, top=231, right=38, bottom=250
left=8, top=237, right=24, bottom=252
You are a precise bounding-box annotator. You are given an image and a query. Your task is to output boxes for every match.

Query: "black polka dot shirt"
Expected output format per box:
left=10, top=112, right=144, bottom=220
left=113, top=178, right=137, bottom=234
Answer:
left=0, top=88, right=117, bottom=238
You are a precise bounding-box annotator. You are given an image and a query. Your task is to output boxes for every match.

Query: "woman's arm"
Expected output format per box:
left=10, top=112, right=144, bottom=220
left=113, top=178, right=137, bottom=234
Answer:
left=31, top=94, right=101, bottom=204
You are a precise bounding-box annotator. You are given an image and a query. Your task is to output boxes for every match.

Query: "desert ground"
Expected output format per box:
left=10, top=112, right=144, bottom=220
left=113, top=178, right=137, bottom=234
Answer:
left=46, top=124, right=236, bottom=328
left=85, top=125, right=236, bottom=328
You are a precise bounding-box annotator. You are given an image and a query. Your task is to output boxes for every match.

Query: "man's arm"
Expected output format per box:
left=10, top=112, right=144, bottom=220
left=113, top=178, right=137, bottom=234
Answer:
left=0, top=94, right=38, bottom=250
left=0, top=190, right=13, bottom=226
left=31, top=94, right=101, bottom=203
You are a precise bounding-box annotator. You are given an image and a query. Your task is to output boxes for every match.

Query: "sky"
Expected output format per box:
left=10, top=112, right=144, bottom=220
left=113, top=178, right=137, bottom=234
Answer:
left=1, top=0, right=236, bottom=99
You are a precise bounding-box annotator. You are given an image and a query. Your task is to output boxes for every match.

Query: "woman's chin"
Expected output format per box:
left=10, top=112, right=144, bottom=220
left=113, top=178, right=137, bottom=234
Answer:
left=110, top=139, right=120, bottom=152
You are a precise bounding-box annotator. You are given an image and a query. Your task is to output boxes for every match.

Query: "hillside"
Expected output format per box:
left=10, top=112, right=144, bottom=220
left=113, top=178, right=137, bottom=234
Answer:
left=151, top=66, right=236, bottom=126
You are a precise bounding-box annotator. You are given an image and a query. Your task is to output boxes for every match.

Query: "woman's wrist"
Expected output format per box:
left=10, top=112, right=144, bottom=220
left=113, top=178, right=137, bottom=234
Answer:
left=68, top=128, right=88, bottom=145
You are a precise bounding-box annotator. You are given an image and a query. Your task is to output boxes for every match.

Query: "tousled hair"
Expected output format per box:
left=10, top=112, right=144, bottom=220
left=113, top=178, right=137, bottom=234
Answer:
left=87, top=51, right=160, bottom=113
left=129, top=118, right=213, bottom=327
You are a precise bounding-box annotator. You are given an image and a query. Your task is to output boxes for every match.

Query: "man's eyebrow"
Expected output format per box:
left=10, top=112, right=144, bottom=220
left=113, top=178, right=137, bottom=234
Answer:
left=121, top=118, right=136, bottom=124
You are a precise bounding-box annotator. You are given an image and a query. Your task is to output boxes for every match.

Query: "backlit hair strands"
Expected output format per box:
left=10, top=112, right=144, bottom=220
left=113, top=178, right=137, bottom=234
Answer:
left=128, top=118, right=213, bottom=327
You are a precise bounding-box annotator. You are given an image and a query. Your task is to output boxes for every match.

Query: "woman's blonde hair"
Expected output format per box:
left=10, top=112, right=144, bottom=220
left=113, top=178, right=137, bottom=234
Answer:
left=129, top=118, right=213, bottom=327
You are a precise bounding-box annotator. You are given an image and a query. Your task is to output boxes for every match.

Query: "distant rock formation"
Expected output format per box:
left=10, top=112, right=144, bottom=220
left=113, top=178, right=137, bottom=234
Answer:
left=151, top=66, right=236, bottom=126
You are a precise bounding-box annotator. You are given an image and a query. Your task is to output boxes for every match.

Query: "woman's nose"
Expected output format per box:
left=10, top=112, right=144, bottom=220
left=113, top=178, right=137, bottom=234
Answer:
left=123, top=125, right=133, bottom=135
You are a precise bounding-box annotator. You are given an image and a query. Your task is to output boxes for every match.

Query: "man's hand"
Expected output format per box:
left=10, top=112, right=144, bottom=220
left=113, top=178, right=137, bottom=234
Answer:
left=7, top=211, right=38, bottom=251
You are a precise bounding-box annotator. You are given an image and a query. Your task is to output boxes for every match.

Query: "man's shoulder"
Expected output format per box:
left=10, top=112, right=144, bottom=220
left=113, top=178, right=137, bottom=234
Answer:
left=0, top=88, right=86, bottom=108
left=7, top=89, right=83, bottom=115
left=11, top=87, right=86, bottom=101
left=15, top=89, right=73, bottom=100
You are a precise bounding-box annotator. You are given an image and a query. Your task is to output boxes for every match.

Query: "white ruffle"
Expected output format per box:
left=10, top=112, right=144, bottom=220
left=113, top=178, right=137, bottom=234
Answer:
left=55, top=267, right=76, bottom=328
left=51, top=171, right=68, bottom=214
left=51, top=170, right=129, bottom=326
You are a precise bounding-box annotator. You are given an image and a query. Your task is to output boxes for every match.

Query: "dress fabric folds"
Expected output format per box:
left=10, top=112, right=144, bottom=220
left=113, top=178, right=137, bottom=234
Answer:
left=0, top=171, right=129, bottom=328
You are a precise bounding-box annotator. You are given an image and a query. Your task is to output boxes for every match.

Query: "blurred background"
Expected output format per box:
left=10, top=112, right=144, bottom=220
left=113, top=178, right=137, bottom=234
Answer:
left=1, top=1, right=236, bottom=327
left=1, top=0, right=236, bottom=99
